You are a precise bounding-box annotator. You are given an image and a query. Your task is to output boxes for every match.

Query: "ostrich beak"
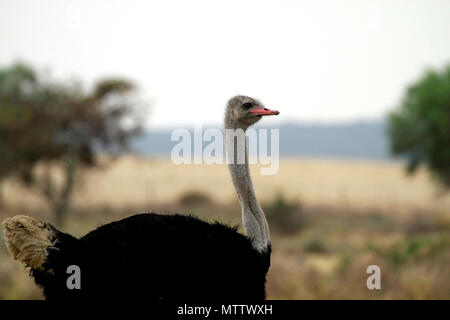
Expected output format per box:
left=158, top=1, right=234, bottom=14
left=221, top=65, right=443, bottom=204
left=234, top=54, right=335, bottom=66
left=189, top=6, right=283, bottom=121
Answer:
left=250, top=105, right=280, bottom=116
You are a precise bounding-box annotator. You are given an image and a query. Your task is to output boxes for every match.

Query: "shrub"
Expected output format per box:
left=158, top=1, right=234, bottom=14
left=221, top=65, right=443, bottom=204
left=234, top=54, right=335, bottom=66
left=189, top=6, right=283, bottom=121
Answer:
left=371, top=234, right=450, bottom=268
left=178, top=191, right=212, bottom=206
left=302, top=236, right=327, bottom=253
left=264, top=193, right=303, bottom=235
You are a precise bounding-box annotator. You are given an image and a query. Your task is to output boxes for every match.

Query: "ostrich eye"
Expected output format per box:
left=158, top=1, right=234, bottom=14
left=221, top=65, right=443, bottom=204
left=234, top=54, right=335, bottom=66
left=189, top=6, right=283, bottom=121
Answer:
left=242, top=102, right=253, bottom=109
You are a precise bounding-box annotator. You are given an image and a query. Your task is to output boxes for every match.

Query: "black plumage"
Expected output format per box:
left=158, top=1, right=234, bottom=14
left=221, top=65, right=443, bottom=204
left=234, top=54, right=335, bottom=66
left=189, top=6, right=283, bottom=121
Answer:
left=31, top=213, right=270, bottom=300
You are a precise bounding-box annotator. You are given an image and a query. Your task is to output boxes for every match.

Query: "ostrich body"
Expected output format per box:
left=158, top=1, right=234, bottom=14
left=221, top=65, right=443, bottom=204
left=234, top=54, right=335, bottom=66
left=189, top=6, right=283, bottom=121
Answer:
left=2, top=96, right=279, bottom=300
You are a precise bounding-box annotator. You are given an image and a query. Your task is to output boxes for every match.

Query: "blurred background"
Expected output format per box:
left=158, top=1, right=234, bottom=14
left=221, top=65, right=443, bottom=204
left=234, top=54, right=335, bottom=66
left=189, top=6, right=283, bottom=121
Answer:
left=0, top=0, right=449, bottom=299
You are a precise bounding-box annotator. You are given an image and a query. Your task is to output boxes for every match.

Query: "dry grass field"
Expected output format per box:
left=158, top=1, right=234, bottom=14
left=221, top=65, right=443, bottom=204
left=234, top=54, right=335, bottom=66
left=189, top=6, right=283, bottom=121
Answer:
left=1, top=156, right=449, bottom=299
left=3, top=156, right=450, bottom=213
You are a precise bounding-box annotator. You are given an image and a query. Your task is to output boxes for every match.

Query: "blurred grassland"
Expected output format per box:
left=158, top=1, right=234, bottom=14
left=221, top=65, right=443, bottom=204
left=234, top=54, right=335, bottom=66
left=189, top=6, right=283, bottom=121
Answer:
left=3, top=156, right=450, bottom=213
left=1, top=156, right=449, bottom=299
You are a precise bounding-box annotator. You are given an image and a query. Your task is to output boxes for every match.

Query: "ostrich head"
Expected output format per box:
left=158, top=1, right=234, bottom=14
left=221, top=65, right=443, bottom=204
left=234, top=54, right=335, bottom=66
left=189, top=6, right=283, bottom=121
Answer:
left=225, top=95, right=279, bottom=130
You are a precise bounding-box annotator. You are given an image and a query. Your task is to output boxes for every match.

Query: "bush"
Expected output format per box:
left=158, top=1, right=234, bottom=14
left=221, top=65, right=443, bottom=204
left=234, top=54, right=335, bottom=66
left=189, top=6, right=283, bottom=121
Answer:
left=302, top=236, right=327, bottom=253
left=264, top=193, right=303, bottom=235
left=178, top=191, right=212, bottom=206
left=370, top=234, right=450, bottom=268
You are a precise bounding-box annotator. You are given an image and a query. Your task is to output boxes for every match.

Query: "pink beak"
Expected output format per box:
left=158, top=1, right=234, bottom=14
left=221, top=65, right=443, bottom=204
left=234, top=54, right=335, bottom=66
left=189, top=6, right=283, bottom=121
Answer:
left=250, top=105, right=280, bottom=116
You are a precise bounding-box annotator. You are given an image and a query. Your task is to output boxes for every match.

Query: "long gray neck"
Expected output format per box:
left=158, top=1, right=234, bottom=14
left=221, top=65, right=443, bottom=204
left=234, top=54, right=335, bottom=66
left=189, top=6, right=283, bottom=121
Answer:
left=225, top=117, right=270, bottom=253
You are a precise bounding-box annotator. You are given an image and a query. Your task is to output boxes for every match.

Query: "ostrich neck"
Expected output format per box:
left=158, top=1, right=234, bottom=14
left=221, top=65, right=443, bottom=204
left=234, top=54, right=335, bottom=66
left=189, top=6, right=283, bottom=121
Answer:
left=225, top=117, right=270, bottom=253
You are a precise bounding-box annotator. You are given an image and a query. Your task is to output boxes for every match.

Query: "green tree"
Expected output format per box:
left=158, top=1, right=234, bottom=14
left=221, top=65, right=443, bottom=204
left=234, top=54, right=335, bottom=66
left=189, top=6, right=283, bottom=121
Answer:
left=0, top=63, right=45, bottom=207
left=387, top=65, right=450, bottom=189
left=0, top=62, right=145, bottom=225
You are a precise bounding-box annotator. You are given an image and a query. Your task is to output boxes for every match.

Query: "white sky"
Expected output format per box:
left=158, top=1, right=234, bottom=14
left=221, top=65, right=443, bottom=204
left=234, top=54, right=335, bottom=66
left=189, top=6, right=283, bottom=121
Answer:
left=1, top=0, right=449, bottom=128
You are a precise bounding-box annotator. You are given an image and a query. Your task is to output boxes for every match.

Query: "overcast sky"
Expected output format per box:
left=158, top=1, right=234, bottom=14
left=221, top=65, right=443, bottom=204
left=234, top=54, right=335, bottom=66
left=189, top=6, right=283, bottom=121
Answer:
left=1, top=0, right=449, bottom=128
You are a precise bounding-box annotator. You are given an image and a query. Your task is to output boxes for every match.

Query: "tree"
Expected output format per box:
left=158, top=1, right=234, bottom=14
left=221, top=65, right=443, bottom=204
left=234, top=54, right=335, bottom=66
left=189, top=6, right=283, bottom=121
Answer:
left=0, top=62, right=145, bottom=225
left=387, top=65, right=450, bottom=189
left=0, top=63, right=44, bottom=207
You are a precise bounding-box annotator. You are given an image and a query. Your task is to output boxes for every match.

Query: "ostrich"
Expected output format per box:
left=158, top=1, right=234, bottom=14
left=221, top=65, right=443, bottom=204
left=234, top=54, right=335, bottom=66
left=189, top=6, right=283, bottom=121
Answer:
left=2, top=95, right=279, bottom=300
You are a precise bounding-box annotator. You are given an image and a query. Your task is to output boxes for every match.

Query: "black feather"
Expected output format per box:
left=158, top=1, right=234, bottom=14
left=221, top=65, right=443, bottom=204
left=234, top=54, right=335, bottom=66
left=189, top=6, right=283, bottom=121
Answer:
left=32, top=213, right=271, bottom=301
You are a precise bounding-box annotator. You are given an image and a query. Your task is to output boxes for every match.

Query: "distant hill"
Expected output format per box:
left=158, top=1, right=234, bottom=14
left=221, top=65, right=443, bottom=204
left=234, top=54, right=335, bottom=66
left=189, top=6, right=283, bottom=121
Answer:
left=131, top=120, right=391, bottom=160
